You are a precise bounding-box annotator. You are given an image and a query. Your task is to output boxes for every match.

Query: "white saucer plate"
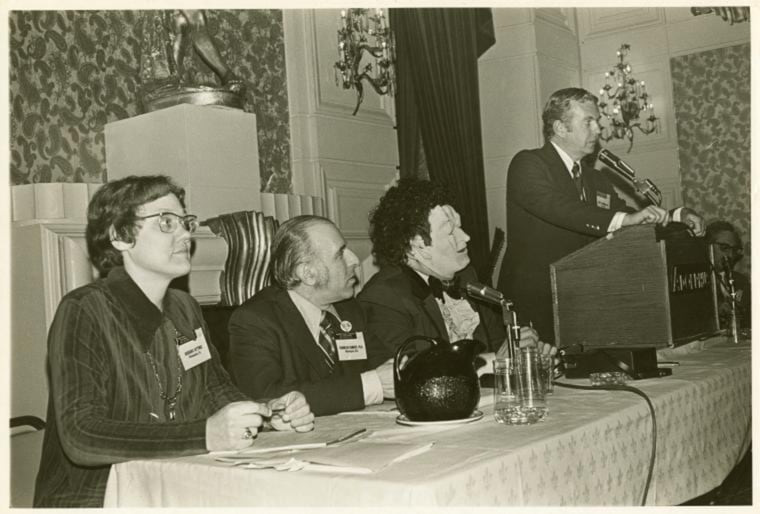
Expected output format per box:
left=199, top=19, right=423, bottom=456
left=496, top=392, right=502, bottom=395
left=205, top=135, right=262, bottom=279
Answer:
left=396, top=410, right=484, bottom=427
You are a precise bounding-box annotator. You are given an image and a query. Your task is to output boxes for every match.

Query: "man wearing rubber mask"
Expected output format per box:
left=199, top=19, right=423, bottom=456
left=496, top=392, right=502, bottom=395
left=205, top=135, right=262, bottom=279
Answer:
left=359, top=178, right=554, bottom=374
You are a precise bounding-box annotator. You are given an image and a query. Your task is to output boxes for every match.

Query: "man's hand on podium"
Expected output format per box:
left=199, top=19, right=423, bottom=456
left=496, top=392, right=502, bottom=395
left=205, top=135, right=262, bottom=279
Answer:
left=622, top=205, right=670, bottom=227
left=679, top=207, right=706, bottom=237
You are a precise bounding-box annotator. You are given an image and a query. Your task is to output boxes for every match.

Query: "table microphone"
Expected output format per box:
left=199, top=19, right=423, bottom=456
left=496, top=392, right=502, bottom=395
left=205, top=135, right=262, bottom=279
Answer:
left=462, top=281, right=521, bottom=359
left=463, top=281, right=505, bottom=305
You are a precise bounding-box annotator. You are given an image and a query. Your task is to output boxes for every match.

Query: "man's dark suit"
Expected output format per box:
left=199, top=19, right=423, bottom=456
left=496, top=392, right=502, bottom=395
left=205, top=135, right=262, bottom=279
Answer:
left=228, top=286, right=391, bottom=416
left=358, top=264, right=506, bottom=356
left=497, top=142, right=633, bottom=343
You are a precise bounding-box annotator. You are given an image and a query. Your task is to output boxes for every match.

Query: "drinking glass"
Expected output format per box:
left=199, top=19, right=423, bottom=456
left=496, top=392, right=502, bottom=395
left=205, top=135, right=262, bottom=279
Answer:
left=517, top=347, right=548, bottom=423
left=492, top=358, right=526, bottom=425
left=539, top=353, right=554, bottom=395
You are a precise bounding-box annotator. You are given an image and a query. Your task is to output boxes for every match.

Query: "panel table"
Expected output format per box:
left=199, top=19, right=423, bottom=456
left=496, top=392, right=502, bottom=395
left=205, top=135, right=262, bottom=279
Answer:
left=104, top=337, right=751, bottom=507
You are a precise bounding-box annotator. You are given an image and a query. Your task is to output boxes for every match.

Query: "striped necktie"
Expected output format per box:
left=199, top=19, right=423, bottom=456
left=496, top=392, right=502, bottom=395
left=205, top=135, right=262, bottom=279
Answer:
left=318, top=311, right=340, bottom=369
left=571, top=162, right=586, bottom=202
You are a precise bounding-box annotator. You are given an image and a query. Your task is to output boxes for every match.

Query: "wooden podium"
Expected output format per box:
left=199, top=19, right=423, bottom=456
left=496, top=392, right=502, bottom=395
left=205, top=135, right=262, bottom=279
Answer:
left=550, top=224, right=720, bottom=350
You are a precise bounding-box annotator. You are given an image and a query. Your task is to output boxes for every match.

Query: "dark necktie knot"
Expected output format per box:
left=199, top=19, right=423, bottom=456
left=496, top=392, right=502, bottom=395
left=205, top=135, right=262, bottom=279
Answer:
left=320, top=311, right=340, bottom=335
left=428, top=275, right=462, bottom=301
left=318, top=311, right=340, bottom=369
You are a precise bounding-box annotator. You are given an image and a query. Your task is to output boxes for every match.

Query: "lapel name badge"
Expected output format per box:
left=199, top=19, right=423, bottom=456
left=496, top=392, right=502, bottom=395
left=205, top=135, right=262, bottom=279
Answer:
left=335, top=332, right=368, bottom=361
left=177, top=327, right=212, bottom=371
left=596, top=192, right=611, bottom=210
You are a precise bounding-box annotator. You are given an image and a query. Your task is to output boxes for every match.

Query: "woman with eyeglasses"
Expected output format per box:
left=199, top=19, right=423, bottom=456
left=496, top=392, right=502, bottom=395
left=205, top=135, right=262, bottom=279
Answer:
left=34, top=175, right=315, bottom=507
left=706, top=220, right=751, bottom=331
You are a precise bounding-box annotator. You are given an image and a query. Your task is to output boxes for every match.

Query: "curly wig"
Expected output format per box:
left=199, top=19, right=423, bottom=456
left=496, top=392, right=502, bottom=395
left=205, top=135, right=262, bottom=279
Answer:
left=369, top=178, right=455, bottom=267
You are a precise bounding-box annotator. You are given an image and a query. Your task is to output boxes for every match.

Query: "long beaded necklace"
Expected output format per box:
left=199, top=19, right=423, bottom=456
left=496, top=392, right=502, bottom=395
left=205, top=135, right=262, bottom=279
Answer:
left=145, top=331, right=184, bottom=421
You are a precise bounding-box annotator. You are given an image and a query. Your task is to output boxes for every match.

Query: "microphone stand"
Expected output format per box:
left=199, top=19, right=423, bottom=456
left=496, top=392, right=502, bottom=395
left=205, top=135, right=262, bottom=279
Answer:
left=463, top=282, right=520, bottom=359
left=501, top=300, right=520, bottom=360
left=723, top=258, right=740, bottom=344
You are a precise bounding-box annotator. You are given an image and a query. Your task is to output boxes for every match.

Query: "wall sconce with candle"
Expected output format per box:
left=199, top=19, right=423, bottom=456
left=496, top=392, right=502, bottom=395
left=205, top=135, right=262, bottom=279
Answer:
left=334, top=8, right=395, bottom=116
left=598, top=44, right=659, bottom=152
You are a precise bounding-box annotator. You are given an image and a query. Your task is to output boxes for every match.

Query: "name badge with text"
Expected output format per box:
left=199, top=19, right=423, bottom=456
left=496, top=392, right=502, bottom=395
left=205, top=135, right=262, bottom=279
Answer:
left=596, top=192, right=611, bottom=209
left=335, top=332, right=368, bottom=361
left=177, top=328, right=212, bottom=371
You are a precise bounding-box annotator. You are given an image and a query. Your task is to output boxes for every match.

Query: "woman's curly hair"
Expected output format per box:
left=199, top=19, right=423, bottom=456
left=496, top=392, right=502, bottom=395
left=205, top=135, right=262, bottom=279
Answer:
left=369, top=178, right=455, bottom=267
left=86, top=175, right=185, bottom=276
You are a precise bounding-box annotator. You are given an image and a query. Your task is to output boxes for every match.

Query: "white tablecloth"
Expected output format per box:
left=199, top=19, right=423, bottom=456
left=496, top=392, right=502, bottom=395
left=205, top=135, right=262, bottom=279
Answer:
left=104, top=337, right=751, bottom=507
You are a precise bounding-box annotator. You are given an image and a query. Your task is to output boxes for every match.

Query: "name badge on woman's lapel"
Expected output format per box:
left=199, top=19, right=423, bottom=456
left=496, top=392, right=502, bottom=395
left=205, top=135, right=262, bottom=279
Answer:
left=177, top=328, right=212, bottom=371
left=596, top=192, right=611, bottom=209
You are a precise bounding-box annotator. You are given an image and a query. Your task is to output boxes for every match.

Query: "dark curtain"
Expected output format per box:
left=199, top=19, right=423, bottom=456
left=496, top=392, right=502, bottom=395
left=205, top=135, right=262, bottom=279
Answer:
left=390, top=8, right=495, bottom=280
left=390, top=9, right=421, bottom=180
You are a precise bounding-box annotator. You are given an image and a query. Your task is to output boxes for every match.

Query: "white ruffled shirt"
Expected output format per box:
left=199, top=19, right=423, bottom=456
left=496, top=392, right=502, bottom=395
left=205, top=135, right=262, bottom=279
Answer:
left=414, top=270, right=481, bottom=342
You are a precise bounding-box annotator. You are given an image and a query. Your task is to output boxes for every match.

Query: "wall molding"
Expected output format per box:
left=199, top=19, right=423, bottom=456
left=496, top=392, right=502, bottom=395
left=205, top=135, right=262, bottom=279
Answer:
left=578, top=8, right=665, bottom=41
left=535, top=8, right=576, bottom=35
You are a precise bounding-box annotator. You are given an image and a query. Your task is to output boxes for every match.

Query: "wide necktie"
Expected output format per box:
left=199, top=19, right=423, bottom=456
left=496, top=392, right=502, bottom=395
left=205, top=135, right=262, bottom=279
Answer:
left=571, top=162, right=586, bottom=202
left=318, top=311, right=340, bottom=369
left=428, top=276, right=462, bottom=302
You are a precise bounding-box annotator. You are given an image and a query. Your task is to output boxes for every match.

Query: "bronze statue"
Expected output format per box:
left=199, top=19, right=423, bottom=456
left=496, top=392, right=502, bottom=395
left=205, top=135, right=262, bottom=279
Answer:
left=139, top=10, right=245, bottom=112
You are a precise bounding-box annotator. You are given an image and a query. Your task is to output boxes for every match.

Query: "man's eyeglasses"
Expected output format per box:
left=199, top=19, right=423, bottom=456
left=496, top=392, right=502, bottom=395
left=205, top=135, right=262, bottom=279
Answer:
left=136, top=212, right=199, bottom=234
left=713, top=242, right=743, bottom=255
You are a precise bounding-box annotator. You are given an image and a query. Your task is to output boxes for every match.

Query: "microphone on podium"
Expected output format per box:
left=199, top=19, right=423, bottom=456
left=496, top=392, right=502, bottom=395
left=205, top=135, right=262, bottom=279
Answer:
left=598, top=148, right=663, bottom=207
left=598, top=148, right=636, bottom=180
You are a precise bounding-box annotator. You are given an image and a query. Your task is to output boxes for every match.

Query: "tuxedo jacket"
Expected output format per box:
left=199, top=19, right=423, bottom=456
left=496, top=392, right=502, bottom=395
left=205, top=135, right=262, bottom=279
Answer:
left=358, top=264, right=506, bottom=356
left=228, top=286, right=391, bottom=416
left=497, top=142, right=633, bottom=343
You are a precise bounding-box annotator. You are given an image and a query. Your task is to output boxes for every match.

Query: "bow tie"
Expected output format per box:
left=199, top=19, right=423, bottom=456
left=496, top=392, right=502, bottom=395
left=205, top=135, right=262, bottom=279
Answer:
left=428, top=275, right=462, bottom=301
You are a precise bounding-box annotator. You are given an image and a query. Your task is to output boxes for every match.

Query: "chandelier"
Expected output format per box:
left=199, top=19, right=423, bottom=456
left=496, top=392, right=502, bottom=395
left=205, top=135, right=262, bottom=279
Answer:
left=334, top=8, right=395, bottom=116
left=597, top=44, right=658, bottom=152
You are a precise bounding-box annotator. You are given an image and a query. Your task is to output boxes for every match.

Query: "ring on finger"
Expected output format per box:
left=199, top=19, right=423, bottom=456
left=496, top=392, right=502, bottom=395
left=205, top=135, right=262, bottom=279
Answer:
left=243, top=427, right=253, bottom=440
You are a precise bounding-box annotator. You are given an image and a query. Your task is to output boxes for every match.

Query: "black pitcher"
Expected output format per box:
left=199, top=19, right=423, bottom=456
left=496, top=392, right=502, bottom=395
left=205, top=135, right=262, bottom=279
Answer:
left=394, top=336, right=485, bottom=421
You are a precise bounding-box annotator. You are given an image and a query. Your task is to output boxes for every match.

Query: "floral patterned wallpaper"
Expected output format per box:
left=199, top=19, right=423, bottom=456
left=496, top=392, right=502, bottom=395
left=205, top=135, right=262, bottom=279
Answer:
left=671, top=43, right=751, bottom=275
left=9, top=10, right=292, bottom=192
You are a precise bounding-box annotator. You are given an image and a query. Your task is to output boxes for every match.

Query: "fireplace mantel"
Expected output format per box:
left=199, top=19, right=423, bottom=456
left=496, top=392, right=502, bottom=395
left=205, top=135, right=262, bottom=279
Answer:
left=11, top=219, right=228, bottom=419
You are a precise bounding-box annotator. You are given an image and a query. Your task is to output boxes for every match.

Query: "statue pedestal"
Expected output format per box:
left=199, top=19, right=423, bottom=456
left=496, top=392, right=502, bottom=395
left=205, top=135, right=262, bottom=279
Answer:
left=105, top=104, right=261, bottom=221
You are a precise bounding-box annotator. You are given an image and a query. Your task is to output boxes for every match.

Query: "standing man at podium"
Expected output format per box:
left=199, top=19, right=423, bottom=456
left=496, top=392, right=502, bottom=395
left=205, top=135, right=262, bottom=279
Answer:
left=498, top=87, right=705, bottom=343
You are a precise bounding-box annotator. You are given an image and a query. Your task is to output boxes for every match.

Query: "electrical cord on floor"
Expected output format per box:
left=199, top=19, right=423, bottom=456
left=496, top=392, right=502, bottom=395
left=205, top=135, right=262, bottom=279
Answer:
left=553, top=381, right=657, bottom=506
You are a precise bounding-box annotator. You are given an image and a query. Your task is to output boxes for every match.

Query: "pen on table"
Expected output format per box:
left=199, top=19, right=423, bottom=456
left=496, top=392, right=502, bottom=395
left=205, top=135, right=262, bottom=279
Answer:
left=327, top=428, right=367, bottom=446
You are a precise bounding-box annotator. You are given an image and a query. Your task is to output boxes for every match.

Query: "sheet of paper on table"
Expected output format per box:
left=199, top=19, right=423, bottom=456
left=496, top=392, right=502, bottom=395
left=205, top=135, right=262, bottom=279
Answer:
left=215, top=439, right=434, bottom=474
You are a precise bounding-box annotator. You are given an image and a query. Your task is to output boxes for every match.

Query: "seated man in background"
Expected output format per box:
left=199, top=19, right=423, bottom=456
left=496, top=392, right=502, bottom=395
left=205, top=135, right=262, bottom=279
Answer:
left=229, top=215, right=395, bottom=416
left=35, top=175, right=313, bottom=508
left=706, top=220, right=751, bottom=329
left=358, top=178, right=551, bottom=369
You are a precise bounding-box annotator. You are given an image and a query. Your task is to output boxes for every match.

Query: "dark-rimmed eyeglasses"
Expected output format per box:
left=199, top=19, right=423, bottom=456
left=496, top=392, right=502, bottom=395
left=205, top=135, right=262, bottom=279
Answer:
left=136, top=212, right=199, bottom=234
left=713, top=242, right=743, bottom=255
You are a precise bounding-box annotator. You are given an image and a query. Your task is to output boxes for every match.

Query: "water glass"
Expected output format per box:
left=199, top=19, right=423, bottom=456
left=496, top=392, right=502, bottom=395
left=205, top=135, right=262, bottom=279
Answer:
left=492, top=358, right=526, bottom=425
left=517, top=347, right=548, bottom=423
left=539, top=353, right=554, bottom=395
